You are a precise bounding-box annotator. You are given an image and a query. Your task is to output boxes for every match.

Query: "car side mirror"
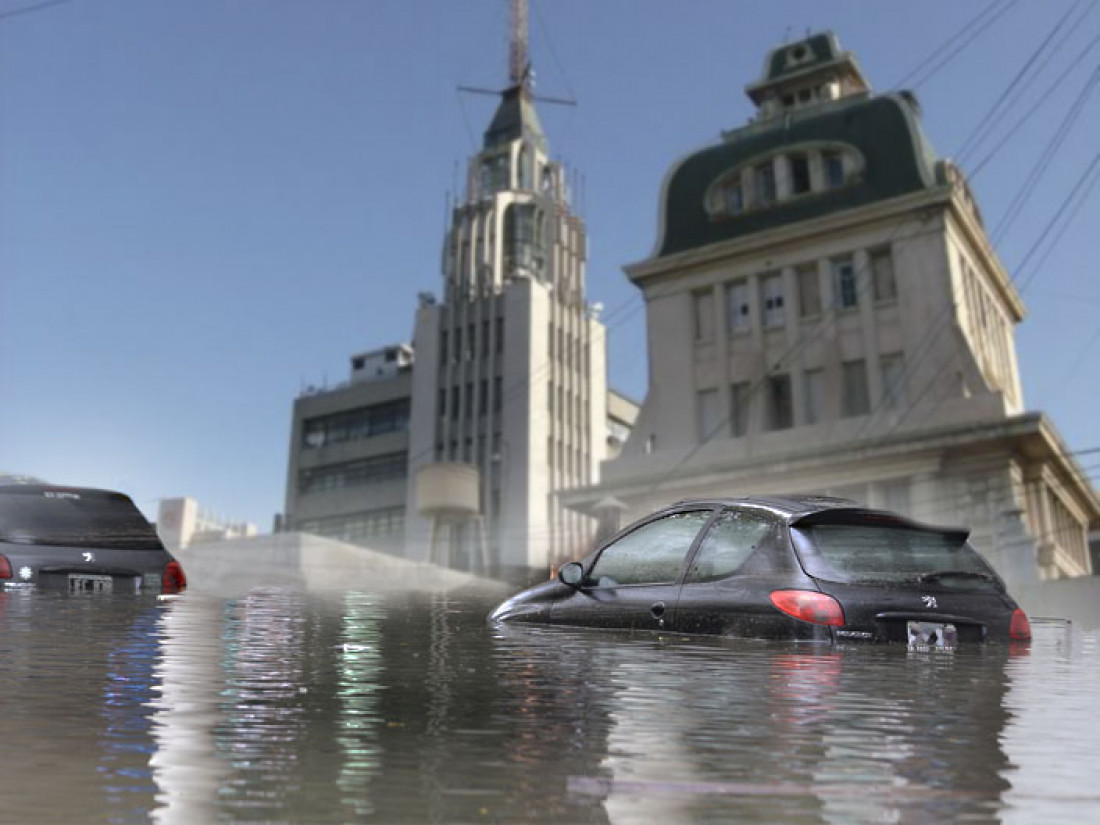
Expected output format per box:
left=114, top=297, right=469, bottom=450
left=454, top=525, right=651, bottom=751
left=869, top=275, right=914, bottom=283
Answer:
left=558, top=561, right=585, bottom=588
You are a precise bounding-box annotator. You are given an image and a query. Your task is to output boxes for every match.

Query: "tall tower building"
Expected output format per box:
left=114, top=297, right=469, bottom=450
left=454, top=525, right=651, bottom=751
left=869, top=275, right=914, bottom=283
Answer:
left=404, top=0, right=607, bottom=580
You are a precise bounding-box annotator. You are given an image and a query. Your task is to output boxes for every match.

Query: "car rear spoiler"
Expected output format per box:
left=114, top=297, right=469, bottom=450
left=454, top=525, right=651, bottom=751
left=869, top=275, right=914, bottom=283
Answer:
left=789, top=507, right=971, bottom=542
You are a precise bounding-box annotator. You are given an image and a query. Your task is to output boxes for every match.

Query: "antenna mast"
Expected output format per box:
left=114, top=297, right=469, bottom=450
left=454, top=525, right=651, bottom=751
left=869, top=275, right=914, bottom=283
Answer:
left=509, top=0, right=529, bottom=89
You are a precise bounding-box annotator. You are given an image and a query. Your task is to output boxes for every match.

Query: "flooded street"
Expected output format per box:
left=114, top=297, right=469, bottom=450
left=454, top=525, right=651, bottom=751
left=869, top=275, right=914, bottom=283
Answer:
left=0, top=585, right=1097, bottom=824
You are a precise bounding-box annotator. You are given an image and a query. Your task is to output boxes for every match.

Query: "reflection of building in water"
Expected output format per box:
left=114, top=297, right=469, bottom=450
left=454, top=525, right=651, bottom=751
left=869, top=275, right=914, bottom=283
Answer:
left=562, top=31, right=1099, bottom=586
left=335, top=593, right=385, bottom=819
left=280, top=1, right=639, bottom=580
left=149, top=597, right=228, bottom=824
left=156, top=496, right=257, bottom=552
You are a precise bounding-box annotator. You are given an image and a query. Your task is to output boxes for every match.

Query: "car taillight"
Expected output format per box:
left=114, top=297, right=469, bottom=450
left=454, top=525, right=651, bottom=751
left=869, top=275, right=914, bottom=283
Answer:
left=162, top=560, right=187, bottom=593
left=770, top=589, right=845, bottom=626
left=0, top=554, right=10, bottom=579
left=1010, top=608, right=1031, bottom=641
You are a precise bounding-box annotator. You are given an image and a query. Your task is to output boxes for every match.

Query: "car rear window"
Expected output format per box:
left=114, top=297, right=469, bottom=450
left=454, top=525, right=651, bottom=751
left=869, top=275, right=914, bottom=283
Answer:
left=792, top=522, right=998, bottom=589
left=0, top=488, right=163, bottom=552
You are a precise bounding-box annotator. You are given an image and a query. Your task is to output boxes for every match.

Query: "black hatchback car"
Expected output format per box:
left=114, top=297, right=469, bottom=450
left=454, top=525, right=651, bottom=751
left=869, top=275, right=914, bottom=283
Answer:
left=490, top=496, right=1031, bottom=646
left=0, top=484, right=186, bottom=595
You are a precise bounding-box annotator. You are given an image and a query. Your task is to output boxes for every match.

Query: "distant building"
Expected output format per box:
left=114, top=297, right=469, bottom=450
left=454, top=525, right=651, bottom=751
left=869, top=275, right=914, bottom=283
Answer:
left=563, top=32, right=1098, bottom=583
left=157, top=497, right=257, bottom=552
left=282, top=345, right=413, bottom=555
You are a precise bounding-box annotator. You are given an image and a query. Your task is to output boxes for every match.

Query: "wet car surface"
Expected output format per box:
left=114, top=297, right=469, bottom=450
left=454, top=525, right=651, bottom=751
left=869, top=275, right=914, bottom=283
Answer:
left=0, top=485, right=186, bottom=596
left=490, top=496, right=1031, bottom=646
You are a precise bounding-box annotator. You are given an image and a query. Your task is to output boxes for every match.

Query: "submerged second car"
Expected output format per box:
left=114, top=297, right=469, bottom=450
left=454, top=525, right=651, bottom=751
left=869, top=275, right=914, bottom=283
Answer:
left=0, top=484, right=186, bottom=595
left=490, top=496, right=1030, bottom=646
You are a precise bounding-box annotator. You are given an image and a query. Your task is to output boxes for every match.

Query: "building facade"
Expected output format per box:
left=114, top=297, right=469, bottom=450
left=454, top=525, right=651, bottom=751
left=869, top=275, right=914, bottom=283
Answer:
left=282, top=345, right=413, bottom=555
left=403, top=25, right=608, bottom=579
left=563, top=32, right=1098, bottom=584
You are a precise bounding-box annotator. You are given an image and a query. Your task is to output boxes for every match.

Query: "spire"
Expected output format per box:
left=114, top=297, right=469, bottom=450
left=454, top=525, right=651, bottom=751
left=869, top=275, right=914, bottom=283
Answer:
left=509, top=0, right=530, bottom=90
left=483, top=0, right=545, bottom=150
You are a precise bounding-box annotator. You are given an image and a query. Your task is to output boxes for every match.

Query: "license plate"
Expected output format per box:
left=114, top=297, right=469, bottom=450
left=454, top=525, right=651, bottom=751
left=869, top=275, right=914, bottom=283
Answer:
left=69, top=574, right=113, bottom=594
left=907, top=620, right=956, bottom=650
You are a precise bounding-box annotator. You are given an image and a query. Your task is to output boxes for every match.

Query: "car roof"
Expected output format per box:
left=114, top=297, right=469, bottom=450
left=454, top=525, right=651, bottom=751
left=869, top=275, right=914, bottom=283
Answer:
left=670, top=494, right=969, bottom=535
left=670, top=494, right=869, bottom=520
left=0, top=484, right=131, bottom=500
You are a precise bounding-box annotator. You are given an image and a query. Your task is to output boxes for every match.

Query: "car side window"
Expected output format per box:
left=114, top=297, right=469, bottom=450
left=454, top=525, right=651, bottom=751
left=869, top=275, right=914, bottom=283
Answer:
left=588, top=511, right=712, bottom=587
left=684, top=509, right=775, bottom=583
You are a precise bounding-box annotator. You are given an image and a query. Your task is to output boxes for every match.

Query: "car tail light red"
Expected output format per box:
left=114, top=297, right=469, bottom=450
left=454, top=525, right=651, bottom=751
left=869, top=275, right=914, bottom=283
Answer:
left=0, top=554, right=11, bottom=579
left=1010, top=608, right=1031, bottom=641
left=162, top=560, right=187, bottom=593
left=770, top=589, right=845, bottom=626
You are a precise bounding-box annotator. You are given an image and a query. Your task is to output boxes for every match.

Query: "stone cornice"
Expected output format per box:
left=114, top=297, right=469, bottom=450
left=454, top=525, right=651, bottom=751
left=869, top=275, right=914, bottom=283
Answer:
left=624, top=187, right=953, bottom=289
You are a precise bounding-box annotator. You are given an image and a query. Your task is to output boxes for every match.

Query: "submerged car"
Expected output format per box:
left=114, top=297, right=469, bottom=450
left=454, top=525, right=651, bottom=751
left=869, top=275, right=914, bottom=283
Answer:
left=490, top=496, right=1031, bottom=646
left=0, top=484, right=186, bottom=595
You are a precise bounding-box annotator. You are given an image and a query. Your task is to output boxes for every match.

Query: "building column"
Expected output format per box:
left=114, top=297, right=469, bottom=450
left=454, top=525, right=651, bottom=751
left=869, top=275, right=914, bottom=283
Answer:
left=774, top=153, right=791, bottom=201
left=855, top=248, right=883, bottom=413
left=781, top=266, right=805, bottom=424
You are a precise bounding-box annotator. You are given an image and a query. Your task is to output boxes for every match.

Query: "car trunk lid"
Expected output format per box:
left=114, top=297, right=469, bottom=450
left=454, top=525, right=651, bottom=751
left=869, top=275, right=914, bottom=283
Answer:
left=788, top=508, right=1016, bottom=643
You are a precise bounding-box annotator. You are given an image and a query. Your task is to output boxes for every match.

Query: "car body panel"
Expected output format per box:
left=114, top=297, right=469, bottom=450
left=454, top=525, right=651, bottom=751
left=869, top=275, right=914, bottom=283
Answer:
left=489, top=495, right=1026, bottom=645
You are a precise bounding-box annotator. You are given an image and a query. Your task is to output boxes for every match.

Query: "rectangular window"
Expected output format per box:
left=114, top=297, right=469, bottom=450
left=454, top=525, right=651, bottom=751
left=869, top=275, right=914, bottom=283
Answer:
left=768, top=374, right=793, bottom=430
left=833, top=257, right=858, bottom=309
left=823, top=151, right=844, bottom=188
left=479, top=380, right=488, bottom=413
left=804, top=368, right=825, bottom=425
left=762, top=273, right=785, bottom=328
left=438, top=388, right=447, bottom=419
left=693, top=289, right=715, bottom=342
left=451, top=386, right=461, bottom=420
left=871, top=248, right=897, bottom=303
left=725, top=280, right=751, bottom=334
left=797, top=264, right=821, bottom=317
left=465, top=382, right=474, bottom=417
left=482, top=321, right=490, bottom=355
left=493, top=377, right=502, bottom=412
left=790, top=154, right=811, bottom=194
left=495, top=318, right=504, bottom=353
left=730, top=382, right=750, bottom=437
left=440, top=331, right=448, bottom=366
left=842, top=360, right=871, bottom=417
left=453, top=328, right=462, bottom=362
left=880, top=352, right=906, bottom=410
left=697, top=389, right=720, bottom=442
left=755, top=163, right=776, bottom=206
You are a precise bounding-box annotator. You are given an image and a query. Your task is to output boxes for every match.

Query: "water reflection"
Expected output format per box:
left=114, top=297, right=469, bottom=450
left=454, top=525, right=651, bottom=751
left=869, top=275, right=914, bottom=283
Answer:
left=2, top=587, right=1099, bottom=822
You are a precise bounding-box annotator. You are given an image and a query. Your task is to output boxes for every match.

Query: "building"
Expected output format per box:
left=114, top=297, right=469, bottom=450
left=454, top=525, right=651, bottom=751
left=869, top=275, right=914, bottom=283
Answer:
left=562, top=32, right=1098, bottom=584
left=282, top=3, right=637, bottom=579
left=156, top=497, right=257, bottom=552
left=403, top=27, right=610, bottom=577
left=282, top=345, right=413, bottom=554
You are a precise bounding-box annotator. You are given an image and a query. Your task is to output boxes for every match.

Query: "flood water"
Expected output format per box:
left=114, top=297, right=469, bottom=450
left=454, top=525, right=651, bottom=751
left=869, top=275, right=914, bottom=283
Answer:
left=0, top=584, right=1097, bottom=824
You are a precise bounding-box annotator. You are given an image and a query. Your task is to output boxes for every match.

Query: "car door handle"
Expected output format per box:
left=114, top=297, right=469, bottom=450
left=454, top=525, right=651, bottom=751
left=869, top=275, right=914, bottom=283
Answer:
left=650, top=601, right=666, bottom=619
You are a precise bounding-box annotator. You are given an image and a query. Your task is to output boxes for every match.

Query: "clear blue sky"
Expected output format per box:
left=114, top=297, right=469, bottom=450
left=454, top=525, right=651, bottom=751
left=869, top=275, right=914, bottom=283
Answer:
left=2, top=0, right=1098, bottom=527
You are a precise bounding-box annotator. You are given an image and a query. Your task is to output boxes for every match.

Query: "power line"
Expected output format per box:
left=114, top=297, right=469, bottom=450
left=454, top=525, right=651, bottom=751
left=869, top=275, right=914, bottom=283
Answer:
left=893, top=0, right=1020, bottom=90
left=968, top=29, right=1100, bottom=179
left=954, top=0, right=1090, bottom=165
left=0, top=0, right=75, bottom=22
left=990, top=64, right=1100, bottom=245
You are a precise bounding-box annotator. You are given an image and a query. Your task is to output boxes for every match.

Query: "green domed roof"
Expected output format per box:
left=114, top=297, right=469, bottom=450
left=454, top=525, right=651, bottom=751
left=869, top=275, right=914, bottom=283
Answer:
left=655, top=93, right=940, bottom=259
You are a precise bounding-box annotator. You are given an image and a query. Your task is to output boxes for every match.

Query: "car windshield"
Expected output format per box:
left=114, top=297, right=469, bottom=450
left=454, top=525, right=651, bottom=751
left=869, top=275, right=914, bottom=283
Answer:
left=793, top=522, right=1000, bottom=590
left=0, top=489, right=163, bottom=552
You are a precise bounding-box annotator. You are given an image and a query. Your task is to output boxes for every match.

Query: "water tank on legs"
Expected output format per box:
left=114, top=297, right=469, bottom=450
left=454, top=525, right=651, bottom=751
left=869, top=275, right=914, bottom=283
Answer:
left=415, top=463, right=488, bottom=572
